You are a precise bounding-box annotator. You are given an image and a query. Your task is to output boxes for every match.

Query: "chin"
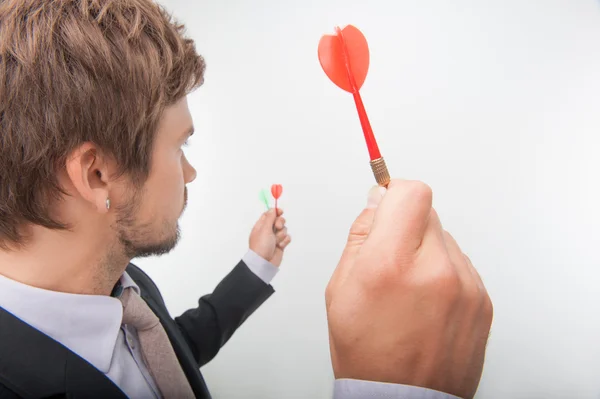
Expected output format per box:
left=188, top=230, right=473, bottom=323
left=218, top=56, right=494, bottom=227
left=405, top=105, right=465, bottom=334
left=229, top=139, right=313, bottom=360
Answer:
left=121, top=223, right=181, bottom=259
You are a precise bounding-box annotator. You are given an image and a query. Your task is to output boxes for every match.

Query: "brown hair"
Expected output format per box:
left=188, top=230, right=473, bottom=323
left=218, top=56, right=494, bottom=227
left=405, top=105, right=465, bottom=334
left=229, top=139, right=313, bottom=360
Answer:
left=0, top=0, right=205, bottom=248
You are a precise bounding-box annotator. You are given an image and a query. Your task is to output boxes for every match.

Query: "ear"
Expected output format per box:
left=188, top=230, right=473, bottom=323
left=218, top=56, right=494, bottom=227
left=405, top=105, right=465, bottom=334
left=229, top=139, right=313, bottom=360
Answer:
left=65, top=143, right=113, bottom=213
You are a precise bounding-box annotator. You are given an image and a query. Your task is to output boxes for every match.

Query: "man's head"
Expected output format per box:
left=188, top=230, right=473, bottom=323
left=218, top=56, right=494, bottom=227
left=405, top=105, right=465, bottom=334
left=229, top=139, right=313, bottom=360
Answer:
left=0, top=0, right=204, bottom=259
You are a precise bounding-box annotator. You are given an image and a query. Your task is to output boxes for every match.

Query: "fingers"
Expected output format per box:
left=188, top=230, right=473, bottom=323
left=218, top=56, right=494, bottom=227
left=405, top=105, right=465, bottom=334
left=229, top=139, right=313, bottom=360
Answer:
left=462, top=253, right=486, bottom=293
left=275, top=227, right=288, bottom=242
left=367, top=179, right=434, bottom=254
left=422, top=209, right=481, bottom=293
left=274, top=216, right=286, bottom=231
left=462, top=253, right=493, bottom=321
left=271, top=212, right=290, bottom=249
left=442, top=230, right=490, bottom=315
left=277, top=235, right=291, bottom=249
left=442, top=230, right=469, bottom=279
left=420, top=208, right=446, bottom=252
left=442, top=230, right=475, bottom=284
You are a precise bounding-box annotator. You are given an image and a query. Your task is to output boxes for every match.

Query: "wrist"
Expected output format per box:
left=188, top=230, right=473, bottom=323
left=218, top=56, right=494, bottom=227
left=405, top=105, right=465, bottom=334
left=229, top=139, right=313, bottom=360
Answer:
left=248, top=246, right=271, bottom=263
left=242, top=249, right=279, bottom=284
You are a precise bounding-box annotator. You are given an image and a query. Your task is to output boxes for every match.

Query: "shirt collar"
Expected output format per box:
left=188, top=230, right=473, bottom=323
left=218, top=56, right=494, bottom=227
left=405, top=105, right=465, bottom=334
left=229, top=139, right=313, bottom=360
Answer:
left=0, top=271, right=140, bottom=373
left=111, top=270, right=140, bottom=297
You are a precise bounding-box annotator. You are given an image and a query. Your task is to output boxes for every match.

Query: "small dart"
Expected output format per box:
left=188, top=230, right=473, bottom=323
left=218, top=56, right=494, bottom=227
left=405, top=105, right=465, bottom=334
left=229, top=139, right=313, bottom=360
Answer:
left=259, top=189, right=270, bottom=210
left=271, top=184, right=283, bottom=213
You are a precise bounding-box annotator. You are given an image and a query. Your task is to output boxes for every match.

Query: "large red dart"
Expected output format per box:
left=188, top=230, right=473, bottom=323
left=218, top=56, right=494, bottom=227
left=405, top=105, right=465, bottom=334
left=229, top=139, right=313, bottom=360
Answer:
left=318, top=25, right=390, bottom=187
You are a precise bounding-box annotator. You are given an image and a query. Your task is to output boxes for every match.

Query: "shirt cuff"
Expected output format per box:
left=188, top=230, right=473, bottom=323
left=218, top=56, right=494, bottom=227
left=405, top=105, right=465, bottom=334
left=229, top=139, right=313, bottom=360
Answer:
left=333, top=379, right=462, bottom=399
left=242, top=249, right=279, bottom=284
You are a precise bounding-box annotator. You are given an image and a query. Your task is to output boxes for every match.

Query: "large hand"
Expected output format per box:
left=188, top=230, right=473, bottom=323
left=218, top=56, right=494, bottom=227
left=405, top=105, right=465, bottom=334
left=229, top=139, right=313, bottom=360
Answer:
left=249, top=208, right=291, bottom=267
left=326, top=180, right=493, bottom=399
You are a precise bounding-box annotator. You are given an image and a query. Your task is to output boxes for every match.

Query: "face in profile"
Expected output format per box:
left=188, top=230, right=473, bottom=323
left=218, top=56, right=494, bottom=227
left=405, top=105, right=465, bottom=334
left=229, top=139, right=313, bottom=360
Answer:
left=113, top=97, right=197, bottom=259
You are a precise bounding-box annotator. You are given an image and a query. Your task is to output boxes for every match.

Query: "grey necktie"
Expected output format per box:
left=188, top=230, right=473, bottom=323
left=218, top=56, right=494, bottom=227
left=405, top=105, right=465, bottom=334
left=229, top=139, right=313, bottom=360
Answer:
left=120, top=287, right=196, bottom=398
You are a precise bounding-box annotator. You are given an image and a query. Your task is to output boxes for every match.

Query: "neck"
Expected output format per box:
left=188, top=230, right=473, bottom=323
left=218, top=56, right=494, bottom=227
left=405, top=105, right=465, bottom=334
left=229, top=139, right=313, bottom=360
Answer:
left=0, top=225, right=129, bottom=295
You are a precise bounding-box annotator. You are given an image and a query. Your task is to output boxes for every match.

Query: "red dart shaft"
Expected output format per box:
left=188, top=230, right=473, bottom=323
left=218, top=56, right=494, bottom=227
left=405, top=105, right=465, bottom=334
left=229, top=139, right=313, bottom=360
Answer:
left=335, top=27, right=381, bottom=161
left=351, top=91, right=380, bottom=160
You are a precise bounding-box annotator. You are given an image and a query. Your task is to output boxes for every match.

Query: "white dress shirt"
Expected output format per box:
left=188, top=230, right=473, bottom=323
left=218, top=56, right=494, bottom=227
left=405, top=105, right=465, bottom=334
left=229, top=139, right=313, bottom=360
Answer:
left=334, top=379, right=460, bottom=399
left=0, top=249, right=457, bottom=399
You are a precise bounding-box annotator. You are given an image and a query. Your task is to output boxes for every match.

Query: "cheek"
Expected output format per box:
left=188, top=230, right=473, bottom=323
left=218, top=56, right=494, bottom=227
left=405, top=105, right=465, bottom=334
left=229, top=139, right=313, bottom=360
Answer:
left=166, top=155, right=186, bottom=194
left=148, top=154, right=186, bottom=208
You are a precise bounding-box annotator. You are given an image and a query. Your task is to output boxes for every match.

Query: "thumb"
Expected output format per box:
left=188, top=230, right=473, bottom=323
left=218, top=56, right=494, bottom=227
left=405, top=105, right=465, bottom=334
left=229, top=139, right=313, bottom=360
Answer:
left=366, top=185, right=386, bottom=209
left=260, top=208, right=277, bottom=231
left=347, top=186, right=385, bottom=245
left=329, top=186, right=386, bottom=292
left=366, top=179, right=433, bottom=254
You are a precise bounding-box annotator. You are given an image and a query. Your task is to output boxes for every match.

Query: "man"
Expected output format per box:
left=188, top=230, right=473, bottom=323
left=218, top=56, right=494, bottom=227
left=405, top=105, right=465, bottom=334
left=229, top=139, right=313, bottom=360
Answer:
left=0, top=0, right=493, bottom=398
left=0, top=1, right=290, bottom=398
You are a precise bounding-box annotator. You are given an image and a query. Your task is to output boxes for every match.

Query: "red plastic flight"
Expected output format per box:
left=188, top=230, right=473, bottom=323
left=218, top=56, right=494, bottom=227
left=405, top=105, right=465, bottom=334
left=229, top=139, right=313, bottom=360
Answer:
left=271, top=184, right=283, bottom=213
left=318, top=25, right=381, bottom=160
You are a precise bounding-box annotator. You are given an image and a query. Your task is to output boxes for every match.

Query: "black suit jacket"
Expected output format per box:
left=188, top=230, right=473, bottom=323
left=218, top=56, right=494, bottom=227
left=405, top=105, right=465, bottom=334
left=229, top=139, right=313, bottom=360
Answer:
left=0, top=261, right=274, bottom=398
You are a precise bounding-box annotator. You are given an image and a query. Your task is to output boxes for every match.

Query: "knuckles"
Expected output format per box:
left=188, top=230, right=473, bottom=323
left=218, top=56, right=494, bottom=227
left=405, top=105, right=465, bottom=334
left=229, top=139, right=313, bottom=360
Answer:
left=408, top=181, right=433, bottom=205
left=423, top=261, right=463, bottom=303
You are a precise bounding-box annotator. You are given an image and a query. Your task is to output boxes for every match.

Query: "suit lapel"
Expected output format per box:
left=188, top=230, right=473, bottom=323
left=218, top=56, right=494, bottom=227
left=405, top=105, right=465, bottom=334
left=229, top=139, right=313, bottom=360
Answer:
left=63, top=349, right=129, bottom=398
left=0, top=306, right=127, bottom=399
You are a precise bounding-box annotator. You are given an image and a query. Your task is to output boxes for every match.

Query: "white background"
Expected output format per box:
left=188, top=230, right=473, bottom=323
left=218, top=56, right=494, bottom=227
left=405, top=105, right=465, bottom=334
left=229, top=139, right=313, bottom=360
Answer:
left=136, top=0, right=600, bottom=397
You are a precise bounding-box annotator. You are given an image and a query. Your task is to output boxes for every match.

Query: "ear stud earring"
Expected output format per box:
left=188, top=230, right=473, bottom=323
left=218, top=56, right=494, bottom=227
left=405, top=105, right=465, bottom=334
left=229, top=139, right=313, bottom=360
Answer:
left=106, top=198, right=111, bottom=210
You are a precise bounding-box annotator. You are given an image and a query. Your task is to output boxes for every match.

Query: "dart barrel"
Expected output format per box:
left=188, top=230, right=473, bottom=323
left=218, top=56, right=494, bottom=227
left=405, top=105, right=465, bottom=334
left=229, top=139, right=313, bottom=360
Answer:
left=370, top=157, right=390, bottom=187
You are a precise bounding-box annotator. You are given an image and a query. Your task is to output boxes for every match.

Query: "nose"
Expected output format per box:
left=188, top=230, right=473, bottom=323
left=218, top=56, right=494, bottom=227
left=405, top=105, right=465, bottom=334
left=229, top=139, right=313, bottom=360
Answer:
left=183, top=154, right=197, bottom=184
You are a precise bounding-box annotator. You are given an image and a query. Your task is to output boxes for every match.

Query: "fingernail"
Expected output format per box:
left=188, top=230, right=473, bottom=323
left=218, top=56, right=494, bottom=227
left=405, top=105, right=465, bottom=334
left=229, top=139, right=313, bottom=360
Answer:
left=366, top=186, right=386, bottom=209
